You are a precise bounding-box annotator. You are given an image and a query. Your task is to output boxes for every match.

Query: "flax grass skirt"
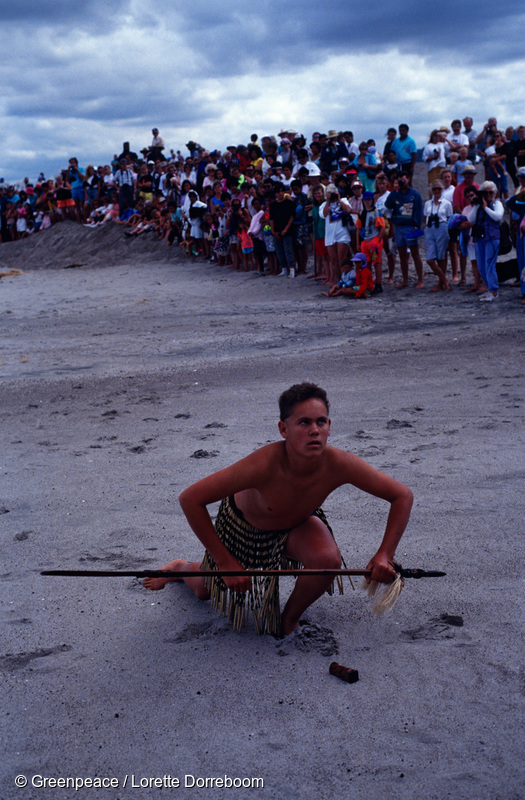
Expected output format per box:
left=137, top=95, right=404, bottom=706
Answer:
left=201, top=496, right=345, bottom=635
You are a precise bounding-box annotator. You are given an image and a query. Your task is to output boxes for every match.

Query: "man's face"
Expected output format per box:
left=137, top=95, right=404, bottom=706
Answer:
left=278, top=398, right=331, bottom=458
left=452, top=122, right=461, bottom=134
left=399, top=126, right=408, bottom=139
left=463, top=117, right=472, bottom=130
left=463, top=172, right=474, bottom=185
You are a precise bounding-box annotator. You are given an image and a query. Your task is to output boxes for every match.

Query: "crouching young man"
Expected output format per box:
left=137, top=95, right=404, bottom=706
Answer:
left=145, top=383, right=413, bottom=636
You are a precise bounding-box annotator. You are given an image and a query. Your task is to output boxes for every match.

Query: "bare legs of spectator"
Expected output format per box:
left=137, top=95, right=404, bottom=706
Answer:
left=397, top=244, right=424, bottom=289
left=428, top=258, right=450, bottom=291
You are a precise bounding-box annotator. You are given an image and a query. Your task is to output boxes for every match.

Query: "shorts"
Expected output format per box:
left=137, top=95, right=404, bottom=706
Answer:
left=71, top=187, right=85, bottom=202
left=395, top=226, right=420, bottom=249
left=314, top=238, right=328, bottom=257
left=242, top=247, right=254, bottom=254
left=360, top=236, right=383, bottom=267
left=424, top=223, right=450, bottom=261
left=263, top=231, right=276, bottom=253
left=294, top=223, right=309, bottom=246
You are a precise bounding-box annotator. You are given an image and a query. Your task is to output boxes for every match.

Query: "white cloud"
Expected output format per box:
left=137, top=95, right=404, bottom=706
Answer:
left=0, top=1, right=523, bottom=182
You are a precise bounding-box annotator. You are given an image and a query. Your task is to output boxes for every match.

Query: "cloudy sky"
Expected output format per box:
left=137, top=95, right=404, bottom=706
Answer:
left=1, top=0, right=523, bottom=183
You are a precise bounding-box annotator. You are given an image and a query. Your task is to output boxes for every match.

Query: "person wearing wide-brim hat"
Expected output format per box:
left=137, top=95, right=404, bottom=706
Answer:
left=466, top=181, right=505, bottom=301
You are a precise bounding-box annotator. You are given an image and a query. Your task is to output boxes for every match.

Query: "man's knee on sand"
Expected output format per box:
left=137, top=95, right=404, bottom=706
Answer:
left=285, top=516, right=341, bottom=570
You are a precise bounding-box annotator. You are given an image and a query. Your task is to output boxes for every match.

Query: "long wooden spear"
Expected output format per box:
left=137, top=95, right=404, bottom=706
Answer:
left=41, top=567, right=445, bottom=579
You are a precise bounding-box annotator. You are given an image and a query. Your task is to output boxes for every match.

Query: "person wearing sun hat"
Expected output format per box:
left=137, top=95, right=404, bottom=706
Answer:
left=467, top=180, right=505, bottom=301
left=344, top=252, right=375, bottom=297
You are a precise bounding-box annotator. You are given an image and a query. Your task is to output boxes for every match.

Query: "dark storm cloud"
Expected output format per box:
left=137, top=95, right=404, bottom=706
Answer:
left=172, top=0, right=524, bottom=70
left=0, top=0, right=130, bottom=29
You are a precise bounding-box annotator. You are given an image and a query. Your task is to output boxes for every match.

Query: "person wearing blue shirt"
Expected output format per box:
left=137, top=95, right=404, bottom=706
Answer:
left=390, top=124, right=418, bottom=184
left=384, top=172, right=424, bottom=289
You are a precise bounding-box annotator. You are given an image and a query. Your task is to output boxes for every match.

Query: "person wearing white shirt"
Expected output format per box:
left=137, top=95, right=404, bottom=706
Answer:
left=423, top=181, right=453, bottom=291
left=445, top=120, right=469, bottom=159
left=467, top=181, right=504, bottom=300
left=423, top=130, right=447, bottom=185
left=292, top=149, right=320, bottom=177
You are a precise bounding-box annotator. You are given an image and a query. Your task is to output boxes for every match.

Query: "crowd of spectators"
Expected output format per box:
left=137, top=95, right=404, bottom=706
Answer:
left=1, top=120, right=524, bottom=304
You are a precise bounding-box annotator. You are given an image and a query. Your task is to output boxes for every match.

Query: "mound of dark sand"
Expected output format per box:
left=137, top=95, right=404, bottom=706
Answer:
left=0, top=220, right=177, bottom=271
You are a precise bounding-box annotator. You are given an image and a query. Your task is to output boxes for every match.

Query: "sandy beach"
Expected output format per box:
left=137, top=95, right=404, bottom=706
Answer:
left=1, top=204, right=524, bottom=799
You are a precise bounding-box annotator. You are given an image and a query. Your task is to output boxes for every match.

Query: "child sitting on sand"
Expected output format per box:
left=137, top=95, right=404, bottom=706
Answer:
left=322, top=257, right=356, bottom=297
left=335, top=253, right=374, bottom=297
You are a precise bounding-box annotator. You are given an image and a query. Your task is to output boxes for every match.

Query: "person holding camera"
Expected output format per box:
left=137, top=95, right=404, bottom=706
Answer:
left=321, top=185, right=352, bottom=286
left=384, top=172, right=424, bottom=288
left=466, top=181, right=505, bottom=302
left=423, top=180, right=453, bottom=291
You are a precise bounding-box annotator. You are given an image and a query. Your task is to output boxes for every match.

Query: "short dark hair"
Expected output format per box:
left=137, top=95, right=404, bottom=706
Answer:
left=279, top=383, right=329, bottom=421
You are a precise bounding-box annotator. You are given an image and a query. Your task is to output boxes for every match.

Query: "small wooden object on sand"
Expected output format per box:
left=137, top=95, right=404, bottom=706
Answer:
left=329, top=662, right=359, bottom=684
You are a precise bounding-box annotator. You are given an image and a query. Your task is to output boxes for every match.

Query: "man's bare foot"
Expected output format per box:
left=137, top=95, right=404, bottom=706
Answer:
left=281, top=616, right=300, bottom=636
left=395, top=281, right=409, bottom=289
left=415, top=282, right=425, bottom=289
left=387, top=278, right=394, bottom=285
left=143, top=559, right=189, bottom=590
left=451, top=277, right=459, bottom=284
left=430, top=283, right=442, bottom=292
